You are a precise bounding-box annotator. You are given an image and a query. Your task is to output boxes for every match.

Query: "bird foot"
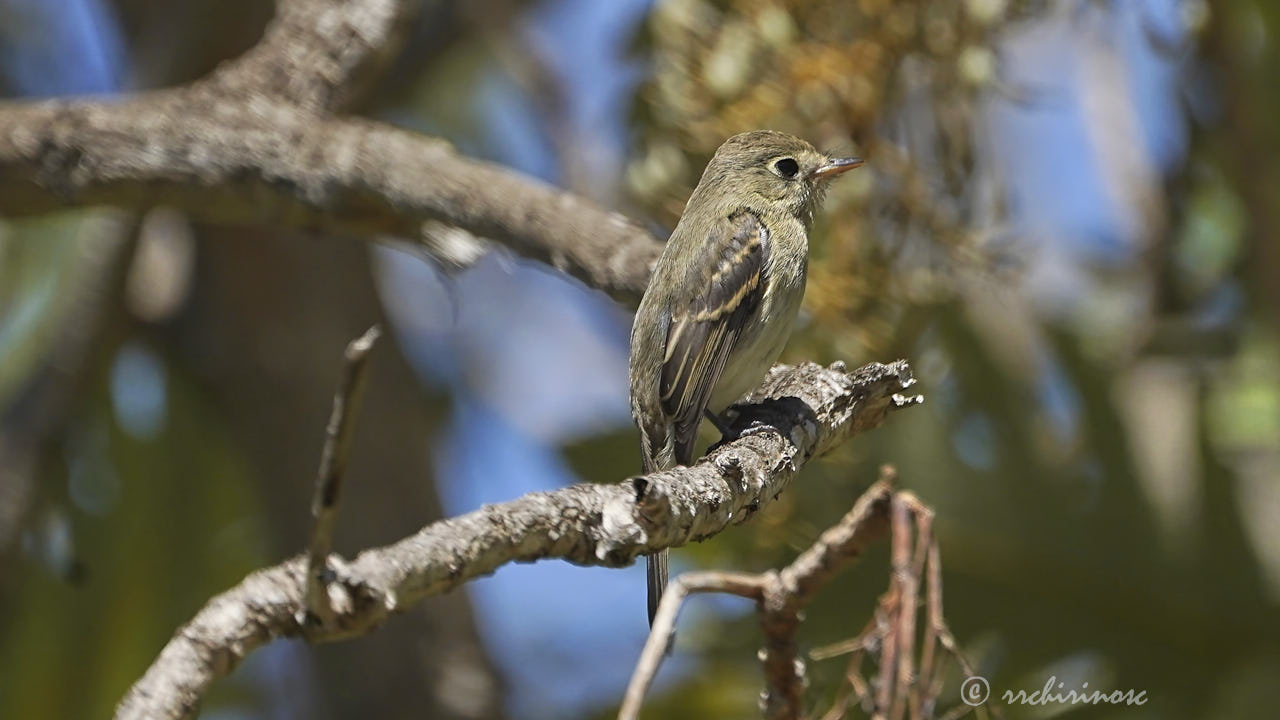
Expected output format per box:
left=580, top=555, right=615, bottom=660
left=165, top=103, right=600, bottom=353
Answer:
left=705, top=408, right=774, bottom=449
left=703, top=408, right=735, bottom=437
left=733, top=419, right=776, bottom=441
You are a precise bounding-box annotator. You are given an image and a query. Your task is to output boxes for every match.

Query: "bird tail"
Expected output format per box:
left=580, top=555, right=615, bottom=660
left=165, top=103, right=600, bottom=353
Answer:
left=646, top=550, right=668, bottom=626
left=642, top=438, right=676, bottom=626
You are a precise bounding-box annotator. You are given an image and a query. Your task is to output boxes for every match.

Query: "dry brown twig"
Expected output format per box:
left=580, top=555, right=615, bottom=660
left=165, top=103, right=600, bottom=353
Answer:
left=620, top=468, right=984, bottom=720
left=304, top=324, right=381, bottom=627
left=816, top=489, right=992, bottom=720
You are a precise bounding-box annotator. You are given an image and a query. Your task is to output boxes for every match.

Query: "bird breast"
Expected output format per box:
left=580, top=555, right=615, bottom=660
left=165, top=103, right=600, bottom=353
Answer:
left=706, top=236, right=808, bottom=413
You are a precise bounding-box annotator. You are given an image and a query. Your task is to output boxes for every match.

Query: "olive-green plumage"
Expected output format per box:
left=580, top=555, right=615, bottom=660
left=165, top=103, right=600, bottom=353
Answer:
left=628, top=130, right=862, bottom=625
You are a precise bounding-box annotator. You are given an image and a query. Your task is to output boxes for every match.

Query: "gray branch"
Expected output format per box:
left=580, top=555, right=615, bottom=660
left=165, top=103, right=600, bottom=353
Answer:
left=202, top=0, right=416, bottom=112
left=306, top=325, right=381, bottom=625
left=115, top=360, right=920, bottom=720
left=0, top=0, right=662, bottom=303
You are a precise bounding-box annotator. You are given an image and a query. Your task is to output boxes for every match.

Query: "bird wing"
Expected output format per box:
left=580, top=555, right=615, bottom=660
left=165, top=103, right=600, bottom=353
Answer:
left=659, top=209, right=769, bottom=465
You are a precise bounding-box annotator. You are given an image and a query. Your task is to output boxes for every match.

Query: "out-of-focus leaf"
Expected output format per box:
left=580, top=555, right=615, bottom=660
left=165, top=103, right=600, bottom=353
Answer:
left=0, top=213, right=122, bottom=408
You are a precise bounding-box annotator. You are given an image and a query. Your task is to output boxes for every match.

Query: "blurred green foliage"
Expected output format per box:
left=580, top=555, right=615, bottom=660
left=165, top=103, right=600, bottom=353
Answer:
left=0, top=321, right=269, bottom=718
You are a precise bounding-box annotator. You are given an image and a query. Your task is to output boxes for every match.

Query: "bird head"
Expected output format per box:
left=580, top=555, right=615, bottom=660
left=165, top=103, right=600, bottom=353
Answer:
left=701, top=130, right=863, bottom=222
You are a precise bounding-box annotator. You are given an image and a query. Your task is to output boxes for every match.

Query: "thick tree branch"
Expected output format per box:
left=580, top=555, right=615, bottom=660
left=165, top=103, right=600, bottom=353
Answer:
left=205, top=0, right=417, bottom=111
left=0, top=0, right=663, bottom=303
left=0, top=94, right=661, bottom=302
left=115, top=360, right=920, bottom=720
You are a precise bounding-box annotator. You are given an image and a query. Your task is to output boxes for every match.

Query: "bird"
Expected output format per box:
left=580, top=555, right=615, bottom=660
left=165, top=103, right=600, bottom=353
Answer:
left=628, top=130, right=863, bottom=625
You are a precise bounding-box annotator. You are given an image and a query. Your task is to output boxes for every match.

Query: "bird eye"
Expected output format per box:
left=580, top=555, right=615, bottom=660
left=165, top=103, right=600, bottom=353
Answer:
left=773, top=158, right=799, bottom=178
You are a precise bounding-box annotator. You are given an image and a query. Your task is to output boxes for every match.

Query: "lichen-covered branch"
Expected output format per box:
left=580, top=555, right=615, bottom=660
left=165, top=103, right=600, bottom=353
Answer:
left=204, top=0, right=416, bottom=112
left=115, top=360, right=920, bottom=720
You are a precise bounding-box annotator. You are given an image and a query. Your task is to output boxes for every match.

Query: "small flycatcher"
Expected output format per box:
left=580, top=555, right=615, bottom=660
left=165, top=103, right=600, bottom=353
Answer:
left=629, top=130, right=863, bottom=625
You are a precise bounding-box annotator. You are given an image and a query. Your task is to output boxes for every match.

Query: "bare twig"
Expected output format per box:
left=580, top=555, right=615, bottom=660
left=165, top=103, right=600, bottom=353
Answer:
left=807, top=488, right=987, bottom=720
left=922, top=540, right=948, bottom=716
left=618, top=571, right=767, bottom=720
left=876, top=577, right=901, bottom=717
left=910, top=504, right=937, bottom=719
left=815, top=615, right=879, bottom=720
left=778, top=466, right=899, bottom=604
left=305, top=325, right=382, bottom=625
left=760, top=474, right=898, bottom=720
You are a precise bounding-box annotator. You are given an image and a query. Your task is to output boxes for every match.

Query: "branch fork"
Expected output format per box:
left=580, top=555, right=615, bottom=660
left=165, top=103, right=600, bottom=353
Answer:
left=304, top=324, right=381, bottom=629
left=620, top=466, right=983, bottom=720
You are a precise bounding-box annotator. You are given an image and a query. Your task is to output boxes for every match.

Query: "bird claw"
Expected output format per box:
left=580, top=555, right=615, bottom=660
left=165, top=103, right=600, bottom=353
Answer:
left=734, top=419, right=776, bottom=440
left=710, top=416, right=775, bottom=450
left=703, top=408, right=734, bottom=437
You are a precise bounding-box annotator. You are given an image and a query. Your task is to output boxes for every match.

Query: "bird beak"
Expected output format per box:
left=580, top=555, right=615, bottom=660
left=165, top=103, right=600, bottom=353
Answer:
left=812, top=156, right=864, bottom=181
